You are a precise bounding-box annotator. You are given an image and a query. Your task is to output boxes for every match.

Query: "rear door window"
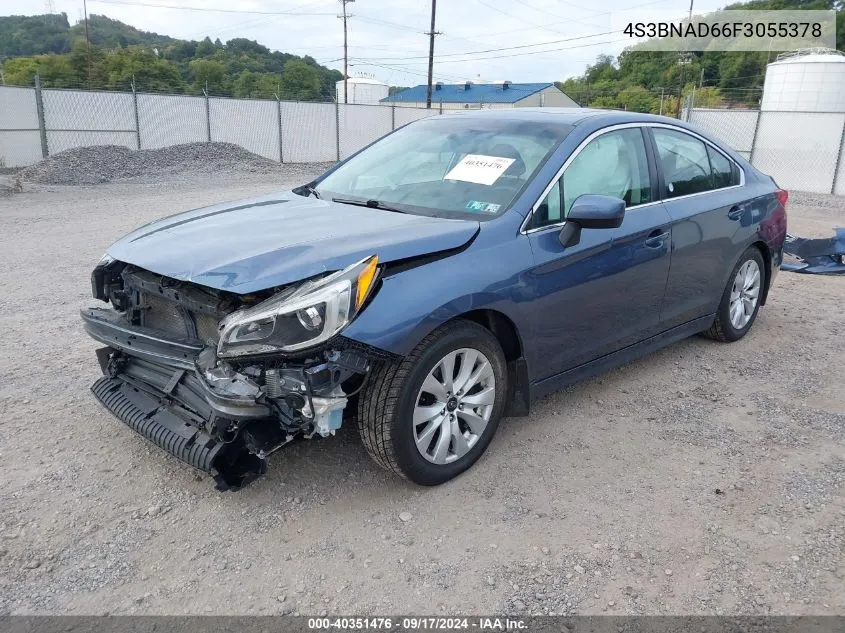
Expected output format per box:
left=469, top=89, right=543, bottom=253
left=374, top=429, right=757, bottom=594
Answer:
left=652, top=128, right=714, bottom=198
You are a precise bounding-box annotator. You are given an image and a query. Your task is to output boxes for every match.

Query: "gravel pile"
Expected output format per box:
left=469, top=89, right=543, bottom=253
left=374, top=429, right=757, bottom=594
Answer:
left=17, top=142, right=309, bottom=185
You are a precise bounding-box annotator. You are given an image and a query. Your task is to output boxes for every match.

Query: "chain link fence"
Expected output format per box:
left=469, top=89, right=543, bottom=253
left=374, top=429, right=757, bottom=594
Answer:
left=0, top=85, right=42, bottom=167
left=4, top=79, right=845, bottom=197
left=689, top=107, right=845, bottom=195
left=0, top=79, right=438, bottom=168
left=685, top=108, right=759, bottom=159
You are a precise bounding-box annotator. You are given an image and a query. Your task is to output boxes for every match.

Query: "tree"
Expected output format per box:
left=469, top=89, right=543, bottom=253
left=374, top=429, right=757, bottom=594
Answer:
left=256, top=73, right=281, bottom=98
left=233, top=69, right=258, bottom=97
left=2, top=57, right=39, bottom=85
left=195, top=36, right=215, bottom=58
left=279, top=59, right=321, bottom=100
left=616, top=85, right=659, bottom=112
left=588, top=95, right=617, bottom=109
left=0, top=13, right=71, bottom=57
left=68, top=37, right=105, bottom=87
left=103, top=47, right=184, bottom=91
left=692, top=86, right=724, bottom=108
left=189, top=58, right=226, bottom=93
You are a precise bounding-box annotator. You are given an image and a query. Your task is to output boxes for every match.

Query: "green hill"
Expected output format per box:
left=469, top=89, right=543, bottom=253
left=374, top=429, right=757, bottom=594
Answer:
left=557, top=0, right=844, bottom=112
left=0, top=13, right=342, bottom=100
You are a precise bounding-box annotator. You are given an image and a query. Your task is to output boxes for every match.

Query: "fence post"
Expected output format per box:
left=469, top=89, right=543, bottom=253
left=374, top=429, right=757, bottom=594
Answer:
left=748, top=109, right=763, bottom=166
left=391, top=104, right=395, bottom=131
left=335, top=99, right=341, bottom=162
left=33, top=74, right=48, bottom=158
left=131, top=77, right=141, bottom=150
left=831, top=117, right=845, bottom=195
left=203, top=81, right=211, bottom=142
left=439, top=101, right=442, bottom=114
left=276, top=93, right=284, bottom=163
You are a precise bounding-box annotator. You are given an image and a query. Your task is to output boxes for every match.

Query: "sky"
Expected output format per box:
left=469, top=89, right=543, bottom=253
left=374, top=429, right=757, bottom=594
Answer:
left=4, top=0, right=730, bottom=86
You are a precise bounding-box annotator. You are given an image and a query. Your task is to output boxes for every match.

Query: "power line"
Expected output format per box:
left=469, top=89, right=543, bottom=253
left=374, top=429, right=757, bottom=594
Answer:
left=353, top=15, right=425, bottom=33
left=361, top=36, right=631, bottom=66
left=86, top=0, right=335, bottom=15
left=507, top=0, right=609, bottom=30
left=447, top=0, right=670, bottom=39
left=471, top=0, right=569, bottom=38
left=348, top=60, right=464, bottom=83
left=351, top=30, right=615, bottom=61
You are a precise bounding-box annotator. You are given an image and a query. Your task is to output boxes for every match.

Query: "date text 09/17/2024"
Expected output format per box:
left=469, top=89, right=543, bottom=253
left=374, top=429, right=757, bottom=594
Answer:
left=306, top=617, right=527, bottom=630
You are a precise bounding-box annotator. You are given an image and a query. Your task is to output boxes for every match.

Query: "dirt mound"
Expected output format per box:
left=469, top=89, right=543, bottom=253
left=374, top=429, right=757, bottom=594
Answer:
left=18, top=142, right=283, bottom=185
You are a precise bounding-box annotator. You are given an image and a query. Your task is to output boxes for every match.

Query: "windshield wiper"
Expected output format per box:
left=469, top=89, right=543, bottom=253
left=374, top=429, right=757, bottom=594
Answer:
left=303, top=184, right=321, bottom=199
left=331, top=198, right=406, bottom=214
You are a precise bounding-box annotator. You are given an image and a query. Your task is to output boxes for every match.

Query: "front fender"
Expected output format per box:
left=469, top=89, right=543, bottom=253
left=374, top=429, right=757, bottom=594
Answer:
left=342, top=226, right=535, bottom=358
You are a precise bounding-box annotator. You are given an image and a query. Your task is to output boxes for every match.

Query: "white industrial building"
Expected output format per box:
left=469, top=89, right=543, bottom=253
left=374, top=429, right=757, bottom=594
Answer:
left=335, top=77, right=389, bottom=104
left=760, top=48, right=845, bottom=112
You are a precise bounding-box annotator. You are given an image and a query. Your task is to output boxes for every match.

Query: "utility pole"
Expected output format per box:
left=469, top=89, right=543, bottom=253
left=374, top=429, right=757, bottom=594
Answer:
left=338, top=0, right=354, bottom=104
left=676, top=53, right=691, bottom=118
left=83, top=0, right=92, bottom=89
left=425, top=0, right=441, bottom=108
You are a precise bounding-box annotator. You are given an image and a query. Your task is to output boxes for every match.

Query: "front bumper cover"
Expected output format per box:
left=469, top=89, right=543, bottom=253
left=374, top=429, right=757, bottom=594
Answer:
left=82, top=306, right=379, bottom=489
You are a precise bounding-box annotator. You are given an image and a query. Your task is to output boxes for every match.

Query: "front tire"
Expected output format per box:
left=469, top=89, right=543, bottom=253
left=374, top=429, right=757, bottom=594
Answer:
left=357, top=320, right=508, bottom=485
left=704, top=246, right=766, bottom=342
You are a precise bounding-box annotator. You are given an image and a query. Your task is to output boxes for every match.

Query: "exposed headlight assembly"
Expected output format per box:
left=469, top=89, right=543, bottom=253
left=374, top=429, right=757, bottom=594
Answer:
left=217, top=255, right=379, bottom=358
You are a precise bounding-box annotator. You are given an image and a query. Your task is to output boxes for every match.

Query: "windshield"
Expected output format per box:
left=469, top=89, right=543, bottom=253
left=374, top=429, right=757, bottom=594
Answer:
left=312, top=116, right=573, bottom=220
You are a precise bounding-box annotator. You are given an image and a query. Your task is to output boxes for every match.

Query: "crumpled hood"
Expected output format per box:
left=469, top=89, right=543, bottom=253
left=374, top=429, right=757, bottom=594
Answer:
left=106, top=192, right=480, bottom=294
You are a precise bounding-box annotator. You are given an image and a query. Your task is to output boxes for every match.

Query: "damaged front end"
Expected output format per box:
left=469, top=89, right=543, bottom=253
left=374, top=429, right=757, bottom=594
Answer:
left=83, top=255, right=388, bottom=490
left=781, top=228, right=845, bottom=275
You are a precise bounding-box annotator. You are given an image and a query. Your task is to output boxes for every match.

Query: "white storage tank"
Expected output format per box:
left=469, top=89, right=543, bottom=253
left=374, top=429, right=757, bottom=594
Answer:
left=335, top=76, right=389, bottom=104
left=761, top=48, right=845, bottom=112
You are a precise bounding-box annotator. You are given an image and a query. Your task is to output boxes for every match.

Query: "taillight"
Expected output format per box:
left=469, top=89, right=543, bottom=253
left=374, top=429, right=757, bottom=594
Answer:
left=775, top=189, right=788, bottom=211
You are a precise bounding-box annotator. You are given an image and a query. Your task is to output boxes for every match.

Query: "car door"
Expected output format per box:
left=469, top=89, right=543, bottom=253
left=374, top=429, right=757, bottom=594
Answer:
left=524, top=125, right=673, bottom=381
left=648, top=126, right=748, bottom=328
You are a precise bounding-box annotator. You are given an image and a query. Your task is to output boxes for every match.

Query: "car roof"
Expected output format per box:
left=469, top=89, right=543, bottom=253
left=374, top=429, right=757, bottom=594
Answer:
left=437, top=107, right=690, bottom=128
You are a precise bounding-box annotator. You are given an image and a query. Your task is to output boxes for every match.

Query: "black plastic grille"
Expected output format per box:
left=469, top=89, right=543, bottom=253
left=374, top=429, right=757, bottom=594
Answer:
left=194, top=312, right=221, bottom=344
left=143, top=293, right=188, bottom=337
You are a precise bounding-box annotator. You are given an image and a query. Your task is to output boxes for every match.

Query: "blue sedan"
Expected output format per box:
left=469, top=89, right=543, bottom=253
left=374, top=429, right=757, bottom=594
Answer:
left=83, top=109, right=788, bottom=489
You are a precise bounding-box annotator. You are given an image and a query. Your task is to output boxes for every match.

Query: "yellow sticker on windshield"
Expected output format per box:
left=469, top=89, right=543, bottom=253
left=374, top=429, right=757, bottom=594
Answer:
left=444, top=154, right=516, bottom=186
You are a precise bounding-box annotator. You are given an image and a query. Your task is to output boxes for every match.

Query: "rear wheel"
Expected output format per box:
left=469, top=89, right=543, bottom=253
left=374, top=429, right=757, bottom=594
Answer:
left=704, top=246, right=766, bottom=342
left=357, top=320, right=507, bottom=485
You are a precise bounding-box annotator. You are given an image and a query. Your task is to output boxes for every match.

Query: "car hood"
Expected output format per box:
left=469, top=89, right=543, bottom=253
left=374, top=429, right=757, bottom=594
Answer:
left=106, top=192, right=480, bottom=294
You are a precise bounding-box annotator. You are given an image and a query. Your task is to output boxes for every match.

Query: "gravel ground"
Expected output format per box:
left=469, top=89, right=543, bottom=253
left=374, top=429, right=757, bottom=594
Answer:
left=0, top=169, right=844, bottom=616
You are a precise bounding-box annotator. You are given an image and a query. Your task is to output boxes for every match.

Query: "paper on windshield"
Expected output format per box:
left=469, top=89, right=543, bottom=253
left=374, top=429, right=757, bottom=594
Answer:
left=444, top=154, right=516, bottom=186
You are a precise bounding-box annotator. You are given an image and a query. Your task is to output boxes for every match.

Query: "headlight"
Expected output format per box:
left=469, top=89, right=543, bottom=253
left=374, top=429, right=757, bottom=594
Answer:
left=217, top=255, right=379, bottom=358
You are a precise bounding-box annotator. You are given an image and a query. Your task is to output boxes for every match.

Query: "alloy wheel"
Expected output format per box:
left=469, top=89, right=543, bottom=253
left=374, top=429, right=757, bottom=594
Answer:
left=412, top=348, right=496, bottom=465
left=729, top=259, right=761, bottom=330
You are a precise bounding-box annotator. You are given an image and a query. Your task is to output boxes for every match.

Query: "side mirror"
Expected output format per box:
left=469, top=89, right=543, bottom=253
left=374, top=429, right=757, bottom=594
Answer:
left=559, top=194, right=626, bottom=247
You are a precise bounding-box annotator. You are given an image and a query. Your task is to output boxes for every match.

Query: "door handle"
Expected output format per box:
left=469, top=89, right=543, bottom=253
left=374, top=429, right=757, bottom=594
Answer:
left=644, top=230, right=670, bottom=249
left=728, top=206, right=744, bottom=220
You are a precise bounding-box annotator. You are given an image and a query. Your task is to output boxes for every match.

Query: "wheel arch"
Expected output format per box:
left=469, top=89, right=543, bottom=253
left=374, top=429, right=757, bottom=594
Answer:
left=750, top=240, right=772, bottom=305
left=452, top=309, right=531, bottom=417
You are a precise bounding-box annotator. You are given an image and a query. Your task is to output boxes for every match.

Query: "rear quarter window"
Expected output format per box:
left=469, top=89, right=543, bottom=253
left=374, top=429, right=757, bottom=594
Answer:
left=707, top=145, right=740, bottom=188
